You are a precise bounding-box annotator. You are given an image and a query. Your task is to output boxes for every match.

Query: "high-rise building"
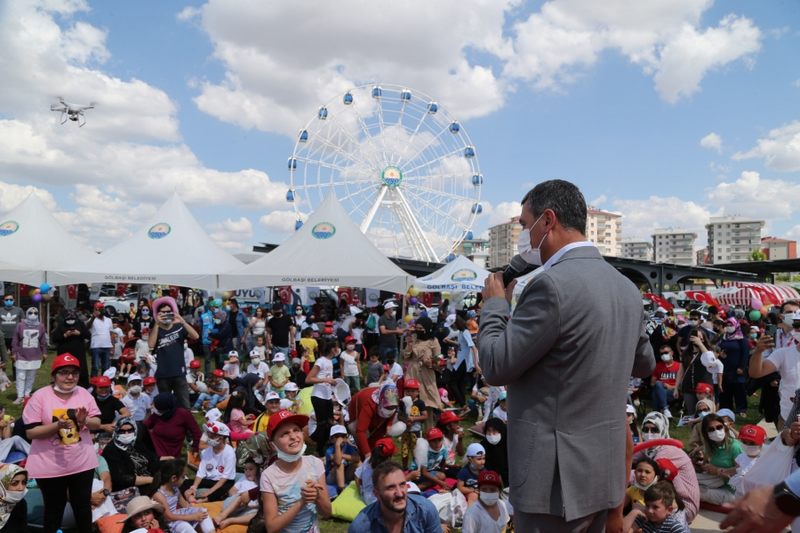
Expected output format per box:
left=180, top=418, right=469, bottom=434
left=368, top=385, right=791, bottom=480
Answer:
left=761, top=237, right=798, bottom=260
left=652, top=229, right=697, bottom=265
left=455, top=238, right=490, bottom=268
left=620, top=239, right=653, bottom=261
left=586, top=208, right=622, bottom=256
left=706, top=216, right=765, bottom=264
left=488, top=216, right=520, bottom=269
left=696, top=248, right=710, bottom=265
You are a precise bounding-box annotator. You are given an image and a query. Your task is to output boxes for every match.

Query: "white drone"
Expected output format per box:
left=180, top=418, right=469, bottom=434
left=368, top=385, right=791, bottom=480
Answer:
left=50, top=97, right=95, bottom=127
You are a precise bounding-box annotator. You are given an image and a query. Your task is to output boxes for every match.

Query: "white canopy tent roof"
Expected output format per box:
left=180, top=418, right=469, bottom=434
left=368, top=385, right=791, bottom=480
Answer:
left=412, top=255, right=490, bottom=292
left=49, top=194, right=243, bottom=290
left=0, top=194, right=97, bottom=285
left=220, top=195, right=414, bottom=292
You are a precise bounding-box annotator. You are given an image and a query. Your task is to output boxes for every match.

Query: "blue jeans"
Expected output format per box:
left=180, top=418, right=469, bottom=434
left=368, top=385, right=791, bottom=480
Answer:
left=91, top=348, right=111, bottom=376
left=193, top=392, right=223, bottom=410
left=651, top=381, right=675, bottom=411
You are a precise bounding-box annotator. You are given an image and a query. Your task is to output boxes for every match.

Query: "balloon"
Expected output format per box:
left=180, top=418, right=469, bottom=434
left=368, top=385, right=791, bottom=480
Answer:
left=760, top=306, right=769, bottom=316
left=751, top=297, right=763, bottom=310
left=34, top=288, right=41, bottom=294
left=748, top=310, right=762, bottom=322
left=407, top=287, right=419, bottom=297
left=409, top=297, right=418, bottom=305
left=40, top=283, right=51, bottom=293
left=32, top=293, right=42, bottom=302
left=222, top=291, right=232, bottom=300
left=28, top=289, right=36, bottom=297
left=403, top=314, right=413, bottom=323
left=42, top=293, right=53, bottom=301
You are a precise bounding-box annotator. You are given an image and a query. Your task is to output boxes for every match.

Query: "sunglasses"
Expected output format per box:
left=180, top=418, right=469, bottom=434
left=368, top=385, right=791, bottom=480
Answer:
left=642, top=426, right=659, bottom=434
left=4, top=299, right=13, bottom=302
left=708, top=424, right=725, bottom=431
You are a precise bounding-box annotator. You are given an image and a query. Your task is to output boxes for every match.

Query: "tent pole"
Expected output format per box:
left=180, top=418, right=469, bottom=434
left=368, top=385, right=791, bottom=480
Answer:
left=399, top=292, right=407, bottom=353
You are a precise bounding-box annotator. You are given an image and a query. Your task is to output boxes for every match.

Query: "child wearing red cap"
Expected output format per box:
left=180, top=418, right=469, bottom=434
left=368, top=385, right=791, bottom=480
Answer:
left=398, top=379, right=427, bottom=469
left=461, top=470, right=510, bottom=533
left=410, top=428, right=449, bottom=493
left=730, top=424, right=767, bottom=494
left=261, top=410, right=331, bottom=531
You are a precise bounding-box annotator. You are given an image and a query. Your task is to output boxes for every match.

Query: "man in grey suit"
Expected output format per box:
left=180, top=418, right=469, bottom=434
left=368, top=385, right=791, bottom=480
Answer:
left=479, top=180, right=655, bottom=532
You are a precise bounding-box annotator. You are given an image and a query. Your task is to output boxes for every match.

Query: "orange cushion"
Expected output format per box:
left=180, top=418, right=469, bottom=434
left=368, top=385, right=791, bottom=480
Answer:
left=96, top=513, right=126, bottom=533
left=199, top=501, right=248, bottom=533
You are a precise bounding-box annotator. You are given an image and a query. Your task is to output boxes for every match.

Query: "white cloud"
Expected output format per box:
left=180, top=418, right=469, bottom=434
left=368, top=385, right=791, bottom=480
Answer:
left=613, top=195, right=712, bottom=246
left=707, top=170, right=800, bottom=220
left=259, top=210, right=301, bottom=236
left=504, top=1, right=761, bottom=102
left=487, top=201, right=522, bottom=225
left=186, top=0, right=515, bottom=136
left=207, top=217, right=253, bottom=251
left=733, top=121, right=800, bottom=172
left=0, top=182, right=58, bottom=211
left=700, top=132, right=722, bottom=152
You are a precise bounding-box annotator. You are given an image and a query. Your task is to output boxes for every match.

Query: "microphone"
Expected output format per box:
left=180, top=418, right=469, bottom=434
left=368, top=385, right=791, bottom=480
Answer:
left=501, top=255, right=536, bottom=286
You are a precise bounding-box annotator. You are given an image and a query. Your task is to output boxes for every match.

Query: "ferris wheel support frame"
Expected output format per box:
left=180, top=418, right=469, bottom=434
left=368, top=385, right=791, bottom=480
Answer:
left=393, top=187, right=438, bottom=263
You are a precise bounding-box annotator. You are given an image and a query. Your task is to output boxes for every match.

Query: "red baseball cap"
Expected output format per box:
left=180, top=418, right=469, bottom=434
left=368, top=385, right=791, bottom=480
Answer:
left=739, top=424, right=767, bottom=446
left=143, top=376, right=156, bottom=386
left=374, top=437, right=397, bottom=457
left=51, top=353, right=81, bottom=374
left=189, top=360, right=201, bottom=369
left=344, top=336, right=355, bottom=344
left=426, top=427, right=444, bottom=440
left=478, top=470, right=503, bottom=489
left=655, top=458, right=678, bottom=482
left=212, top=369, right=224, bottom=378
left=404, top=379, right=420, bottom=389
left=439, top=411, right=460, bottom=425
left=94, top=376, right=112, bottom=388
left=94, top=302, right=105, bottom=309
left=267, top=409, right=309, bottom=440
left=695, top=383, right=714, bottom=395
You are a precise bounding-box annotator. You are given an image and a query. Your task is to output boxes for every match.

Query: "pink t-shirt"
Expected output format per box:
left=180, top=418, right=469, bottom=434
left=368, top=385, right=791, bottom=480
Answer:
left=23, top=385, right=101, bottom=478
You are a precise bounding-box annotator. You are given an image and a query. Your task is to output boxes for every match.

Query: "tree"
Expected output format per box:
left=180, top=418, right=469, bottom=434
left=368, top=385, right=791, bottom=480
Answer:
left=750, top=249, right=767, bottom=262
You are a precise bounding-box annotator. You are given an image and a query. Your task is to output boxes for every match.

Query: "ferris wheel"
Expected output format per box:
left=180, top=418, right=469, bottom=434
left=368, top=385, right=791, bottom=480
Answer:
left=285, top=84, right=483, bottom=263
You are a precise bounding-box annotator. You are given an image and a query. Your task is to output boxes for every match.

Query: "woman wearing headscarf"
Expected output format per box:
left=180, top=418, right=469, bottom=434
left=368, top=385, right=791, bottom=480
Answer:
left=635, top=411, right=700, bottom=524
left=11, top=306, right=47, bottom=404
left=51, top=310, right=91, bottom=388
left=142, top=393, right=201, bottom=460
left=0, top=463, right=28, bottom=532
left=718, top=317, right=750, bottom=417
left=348, top=381, right=400, bottom=459
left=403, top=316, right=444, bottom=420
left=102, top=417, right=160, bottom=496
left=480, top=417, right=508, bottom=485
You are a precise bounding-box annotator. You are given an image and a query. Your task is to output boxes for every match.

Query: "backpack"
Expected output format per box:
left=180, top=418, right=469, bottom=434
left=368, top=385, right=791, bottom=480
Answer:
left=365, top=314, right=377, bottom=331
left=235, top=431, right=273, bottom=470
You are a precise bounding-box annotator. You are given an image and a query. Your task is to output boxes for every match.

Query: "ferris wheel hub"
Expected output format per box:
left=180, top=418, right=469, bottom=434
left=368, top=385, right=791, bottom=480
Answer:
left=380, top=166, right=403, bottom=188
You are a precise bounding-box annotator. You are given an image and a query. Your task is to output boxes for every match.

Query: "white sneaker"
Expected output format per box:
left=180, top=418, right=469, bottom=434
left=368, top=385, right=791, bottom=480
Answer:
left=663, top=407, right=672, bottom=419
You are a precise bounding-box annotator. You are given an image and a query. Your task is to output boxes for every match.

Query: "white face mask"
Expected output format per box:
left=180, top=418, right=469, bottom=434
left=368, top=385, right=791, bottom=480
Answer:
left=3, top=488, right=27, bottom=504
left=742, top=444, right=762, bottom=457
left=346, top=344, right=355, bottom=351
left=207, top=437, right=223, bottom=448
left=517, top=213, right=547, bottom=266
left=117, top=433, right=136, bottom=445
left=633, top=477, right=658, bottom=491
left=275, top=443, right=307, bottom=463
left=486, top=433, right=502, bottom=445
left=128, top=385, right=142, bottom=396
left=660, top=353, right=672, bottom=362
left=53, top=385, right=75, bottom=394
left=641, top=432, right=658, bottom=442
left=687, top=320, right=698, bottom=327
left=708, top=429, right=726, bottom=443
left=377, top=406, right=396, bottom=419
left=479, top=491, right=500, bottom=506
left=724, top=326, right=736, bottom=334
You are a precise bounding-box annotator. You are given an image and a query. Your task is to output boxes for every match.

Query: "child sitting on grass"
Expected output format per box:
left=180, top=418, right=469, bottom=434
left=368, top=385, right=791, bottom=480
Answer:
left=213, top=459, right=260, bottom=529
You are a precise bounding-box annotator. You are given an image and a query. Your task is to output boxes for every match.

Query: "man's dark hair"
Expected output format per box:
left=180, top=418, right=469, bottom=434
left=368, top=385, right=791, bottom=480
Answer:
left=781, top=300, right=800, bottom=313
left=521, top=179, right=587, bottom=234
left=156, top=302, right=172, bottom=312
left=644, top=480, right=676, bottom=507
left=372, top=460, right=404, bottom=489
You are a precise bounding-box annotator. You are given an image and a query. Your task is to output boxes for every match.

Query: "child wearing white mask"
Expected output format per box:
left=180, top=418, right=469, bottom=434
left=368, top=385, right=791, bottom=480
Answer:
left=730, top=424, right=766, bottom=494
left=461, top=469, right=511, bottom=533
left=184, top=422, right=236, bottom=504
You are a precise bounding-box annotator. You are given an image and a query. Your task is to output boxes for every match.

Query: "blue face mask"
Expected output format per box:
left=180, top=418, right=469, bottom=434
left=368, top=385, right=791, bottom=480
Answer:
left=3, top=300, right=12, bottom=308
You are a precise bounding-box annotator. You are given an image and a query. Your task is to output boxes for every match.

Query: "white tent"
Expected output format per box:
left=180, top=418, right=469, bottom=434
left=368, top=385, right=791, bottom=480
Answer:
left=412, top=255, right=490, bottom=292
left=49, top=194, right=243, bottom=290
left=220, top=195, right=414, bottom=292
left=0, top=194, right=97, bottom=285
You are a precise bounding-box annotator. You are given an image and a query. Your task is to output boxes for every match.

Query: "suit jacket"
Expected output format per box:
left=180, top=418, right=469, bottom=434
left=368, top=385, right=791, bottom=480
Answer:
left=479, top=245, right=654, bottom=520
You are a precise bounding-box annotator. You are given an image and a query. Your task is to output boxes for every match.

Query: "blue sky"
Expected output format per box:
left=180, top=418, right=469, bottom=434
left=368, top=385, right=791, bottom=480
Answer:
left=0, top=0, right=798, bottom=258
